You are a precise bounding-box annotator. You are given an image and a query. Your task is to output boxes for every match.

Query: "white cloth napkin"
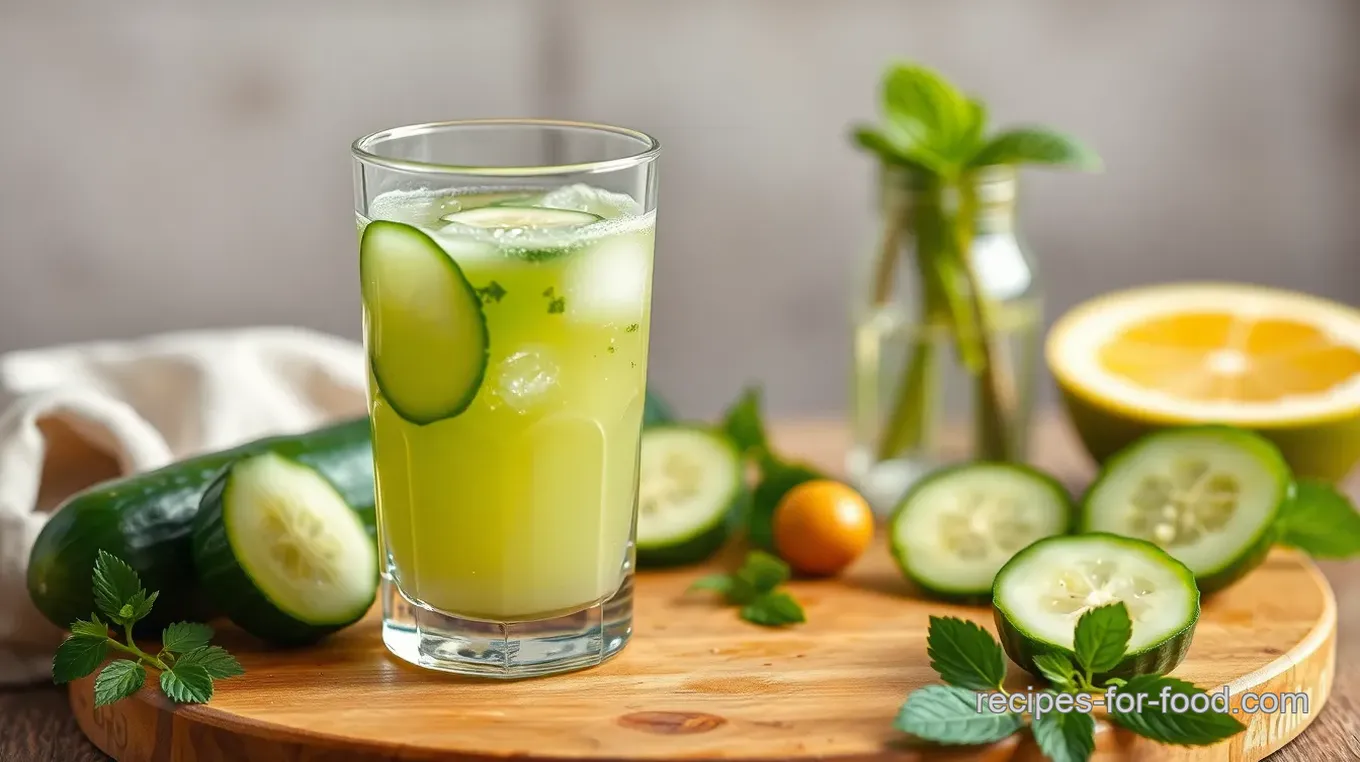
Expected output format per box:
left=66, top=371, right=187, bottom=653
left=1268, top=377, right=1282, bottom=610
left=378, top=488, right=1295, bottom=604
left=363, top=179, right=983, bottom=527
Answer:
left=0, top=327, right=368, bottom=685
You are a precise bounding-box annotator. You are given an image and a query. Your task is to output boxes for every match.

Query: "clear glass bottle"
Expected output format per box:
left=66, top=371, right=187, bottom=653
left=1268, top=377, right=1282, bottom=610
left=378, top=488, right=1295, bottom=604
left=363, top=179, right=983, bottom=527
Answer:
left=849, top=164, right=1042, bottom=515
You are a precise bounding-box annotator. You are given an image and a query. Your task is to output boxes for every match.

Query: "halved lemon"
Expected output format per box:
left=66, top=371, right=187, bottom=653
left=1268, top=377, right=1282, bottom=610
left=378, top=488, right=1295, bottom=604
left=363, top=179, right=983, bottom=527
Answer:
left=1047, top=283, right=1360, bottom=481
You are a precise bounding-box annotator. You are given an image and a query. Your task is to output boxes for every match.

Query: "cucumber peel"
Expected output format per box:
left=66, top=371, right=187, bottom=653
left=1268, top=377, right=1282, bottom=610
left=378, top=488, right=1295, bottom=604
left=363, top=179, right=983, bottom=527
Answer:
left=636, top=426, right=746, bottom=567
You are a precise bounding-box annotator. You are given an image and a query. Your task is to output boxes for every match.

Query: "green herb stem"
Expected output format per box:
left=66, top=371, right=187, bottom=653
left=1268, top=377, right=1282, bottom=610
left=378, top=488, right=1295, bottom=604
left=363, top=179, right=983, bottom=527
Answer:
left=108, top=635, right=168, bottom=672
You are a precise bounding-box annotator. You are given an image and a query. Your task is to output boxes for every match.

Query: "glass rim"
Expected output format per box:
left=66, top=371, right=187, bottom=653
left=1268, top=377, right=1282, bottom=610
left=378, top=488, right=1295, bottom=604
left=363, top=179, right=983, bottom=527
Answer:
left=351, top=118, right=661, bottom=177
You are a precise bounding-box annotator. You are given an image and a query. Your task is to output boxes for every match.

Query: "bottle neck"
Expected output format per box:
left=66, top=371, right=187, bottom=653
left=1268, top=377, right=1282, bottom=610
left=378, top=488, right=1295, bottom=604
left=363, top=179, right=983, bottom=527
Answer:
left=879, top=165, right=1018, bottom=235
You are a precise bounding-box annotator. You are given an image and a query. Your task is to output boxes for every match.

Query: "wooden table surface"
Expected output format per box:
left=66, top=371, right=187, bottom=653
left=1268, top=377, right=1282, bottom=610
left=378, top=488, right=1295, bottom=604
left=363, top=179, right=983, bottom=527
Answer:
left=3, top=418, right=1357, bottom=761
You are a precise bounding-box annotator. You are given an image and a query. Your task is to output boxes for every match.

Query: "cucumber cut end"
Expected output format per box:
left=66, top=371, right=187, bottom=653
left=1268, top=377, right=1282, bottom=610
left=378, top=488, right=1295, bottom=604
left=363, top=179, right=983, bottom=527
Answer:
left=636, top=426, right=744, bottom=566
left=889, top=463, right=1072, bottom=598
left=1080, top=426, right=1289, bottom=586
left=360, top=220, right=489, bottom=425
left=994, top=533, right=1198, bottom=666
left=221, top=453, right=377, bottom=627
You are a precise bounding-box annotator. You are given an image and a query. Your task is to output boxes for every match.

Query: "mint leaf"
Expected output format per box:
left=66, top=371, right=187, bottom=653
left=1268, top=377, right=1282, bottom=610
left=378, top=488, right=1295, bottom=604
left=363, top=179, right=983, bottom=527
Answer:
left=175, top=646, right=245, bottom=679
left=851, top=126, right=935, bottom=174
left=881, top=64, right=979, bottom=168
left=721, top=386, right=769, bottom=459
left=69, top=616, right=109, bottom=640
left=736, top=550, right=790, bottom=594
left=1032, top=652, right=1079, bottom=690
left=894, top=685, right=1023, bottom=745
left=748, top=459, right=823, bottom=551
left=126, top=589, right=158, bottom=624
left=92, top=550, right=143, bottom=622
left=1277, top=480, right=1360, bottom=558
left=1032, top=705, right=1096, bottom=762
left=52, top=635, right=108, bottom=684
left=969, top=127, right=1101, bottom=170
left=1109, top=675, right=1246, bottom=746
left=162, top=622, right=215, bottom=655
left=740, top=591, right=805, bottom=627
left=925, top=616, right=1006, bottom=691
left=1073, top=603, right=1131, bottom=674
left=161, top=664, right=215, bottom=704
left=93, top=660, right=146, bottom=707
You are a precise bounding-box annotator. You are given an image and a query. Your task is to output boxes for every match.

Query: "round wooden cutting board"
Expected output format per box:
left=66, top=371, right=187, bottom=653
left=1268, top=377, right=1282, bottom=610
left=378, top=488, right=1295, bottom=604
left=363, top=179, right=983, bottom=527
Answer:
left=69, top=540, right=1334, bottom=762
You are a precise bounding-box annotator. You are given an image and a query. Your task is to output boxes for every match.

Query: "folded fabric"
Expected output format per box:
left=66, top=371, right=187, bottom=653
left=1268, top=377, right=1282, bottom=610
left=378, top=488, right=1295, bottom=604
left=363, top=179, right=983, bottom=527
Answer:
left=0, top=327, right=368, bottom=685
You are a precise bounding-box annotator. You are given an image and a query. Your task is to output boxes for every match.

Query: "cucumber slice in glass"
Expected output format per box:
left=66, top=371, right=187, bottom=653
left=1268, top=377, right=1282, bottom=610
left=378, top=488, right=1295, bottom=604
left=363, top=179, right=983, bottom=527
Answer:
left=360, top=220, right=489, bottom=425
left=994, top=533, right=1199, bottom=679
left=192, top=453, right=378, bottom=646
left=889, top=463, right=1073, bottom=602
left=440, top=206, right=602, bottom=228
left=636, top=426, right=746, bottom=567
left=1080, top=426, right=1291, bottom=593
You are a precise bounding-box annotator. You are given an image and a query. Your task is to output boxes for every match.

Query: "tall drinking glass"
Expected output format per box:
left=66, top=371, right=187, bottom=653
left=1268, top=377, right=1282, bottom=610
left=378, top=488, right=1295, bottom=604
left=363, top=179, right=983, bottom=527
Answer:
left=351, top=120, right=659, bottom=678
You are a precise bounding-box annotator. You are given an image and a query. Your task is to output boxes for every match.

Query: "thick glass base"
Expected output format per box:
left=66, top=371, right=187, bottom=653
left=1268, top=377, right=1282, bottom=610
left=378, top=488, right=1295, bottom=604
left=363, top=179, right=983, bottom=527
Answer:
left=381, top=574, right=633, bottom=679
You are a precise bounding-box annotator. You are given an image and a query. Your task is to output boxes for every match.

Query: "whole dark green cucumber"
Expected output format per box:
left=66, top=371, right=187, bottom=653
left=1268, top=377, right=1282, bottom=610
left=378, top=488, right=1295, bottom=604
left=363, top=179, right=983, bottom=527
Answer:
left=26, top=417, right=375, bottom=632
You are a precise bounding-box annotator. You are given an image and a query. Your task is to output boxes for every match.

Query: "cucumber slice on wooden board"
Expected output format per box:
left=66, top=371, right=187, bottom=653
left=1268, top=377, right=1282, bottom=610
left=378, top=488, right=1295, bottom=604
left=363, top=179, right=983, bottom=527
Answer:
left=994, top=533, right=1199, bottom=680
left=888, top=463, right=1073, bottom=602
left=440, top=207, right=601, bottom=228
left=193, top=453, right=378, bottom=646
left=1080, top=426, right=1292, bottom=594
left=360, top=220, right=489, bottom=425
left=26, top=418, right=375, bottom=633
left=636, top=426, right=746, bottom=567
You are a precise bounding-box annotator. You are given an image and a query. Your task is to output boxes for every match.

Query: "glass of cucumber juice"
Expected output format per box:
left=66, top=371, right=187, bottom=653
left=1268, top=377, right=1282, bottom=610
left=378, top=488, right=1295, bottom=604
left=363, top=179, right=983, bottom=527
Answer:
left=351, top=120, right=659, bottom=678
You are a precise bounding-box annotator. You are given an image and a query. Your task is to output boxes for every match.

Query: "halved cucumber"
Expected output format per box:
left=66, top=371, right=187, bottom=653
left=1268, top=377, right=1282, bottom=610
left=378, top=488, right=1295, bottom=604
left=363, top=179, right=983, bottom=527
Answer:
left=360, top=220, right=488, bottom=425
left=636, top=426, right=747, bottom=567
left=440, top=206, right=602, bottom=228
left=889, top=463, right=1073, bottom=602
left=192, top=453, right=378, bottom=646
left=994, top=533, right=1199, bottom=679
left=1080, top=426, right=1291, bottom=594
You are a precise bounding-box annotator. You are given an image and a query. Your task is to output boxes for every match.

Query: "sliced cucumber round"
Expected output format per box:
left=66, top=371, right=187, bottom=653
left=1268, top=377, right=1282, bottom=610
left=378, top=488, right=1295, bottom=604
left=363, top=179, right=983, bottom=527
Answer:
left=192, top=453, right=378, bottom=646
left=360, top=220, right=489, bottom=425
left=1080, top=426, right=1291, bottom=594
left=440, top=206, right=602, bottom=228
left=636, top=426, right=746, bottom=567
left=889, top=463, right=1073, bottom=602
left=994, top=533, right=1199, bottom=679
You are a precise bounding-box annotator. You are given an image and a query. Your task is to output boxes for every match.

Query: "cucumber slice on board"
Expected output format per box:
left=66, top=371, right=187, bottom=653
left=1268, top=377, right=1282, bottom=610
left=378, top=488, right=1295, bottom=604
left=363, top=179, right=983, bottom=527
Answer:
left=360, top=220, right=489, bottom=425
left=440, top=206, right=602, bottom=228
left=636, top=426, right=747, bottom=567
left=994, top=533, right=1199, bottom=680
left=193, top=453, right=378, bottom=646
left=889, top=463, right=1073, bottom=602
left=1080, top=426, right=1292, bottom=594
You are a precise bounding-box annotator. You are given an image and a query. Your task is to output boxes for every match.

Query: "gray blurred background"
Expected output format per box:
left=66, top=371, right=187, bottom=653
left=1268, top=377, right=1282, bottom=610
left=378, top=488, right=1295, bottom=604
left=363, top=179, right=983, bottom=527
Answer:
left=2, top=0, right=1358, bottom=419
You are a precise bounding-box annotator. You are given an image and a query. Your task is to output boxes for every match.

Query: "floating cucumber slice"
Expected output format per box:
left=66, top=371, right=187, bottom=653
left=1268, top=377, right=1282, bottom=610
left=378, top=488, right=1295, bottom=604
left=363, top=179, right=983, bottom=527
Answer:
left=636, top=426, right=746, bottom=567
left=1080, top=426, right=1291, bottom=594
left=889, top=463, right=1073, bottom=602
left=360, top=220, right=489, bottom=425
left=192, top=453, right=378, bottom=646
left=994, top=533, right=1199, bottom=679
left=440, top=206, right=602, bottom=228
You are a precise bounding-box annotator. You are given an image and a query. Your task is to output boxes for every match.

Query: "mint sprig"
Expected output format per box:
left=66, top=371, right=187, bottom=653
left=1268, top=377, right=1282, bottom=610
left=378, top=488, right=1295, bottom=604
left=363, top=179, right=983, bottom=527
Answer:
left=895, top=607, right=1245, bottom=759
left=688, top=550, right=805, bottom=627
left=1276, top=479, right=1360, bottom=558
left=719, top=385, right=827, bottom=551
left=52, top=550, right=243, bottom=706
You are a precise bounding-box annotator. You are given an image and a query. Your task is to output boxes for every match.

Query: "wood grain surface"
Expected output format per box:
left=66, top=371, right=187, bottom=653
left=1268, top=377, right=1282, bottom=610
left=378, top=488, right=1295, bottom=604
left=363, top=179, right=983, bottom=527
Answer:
left=4, top=418, right=1358, bottom=761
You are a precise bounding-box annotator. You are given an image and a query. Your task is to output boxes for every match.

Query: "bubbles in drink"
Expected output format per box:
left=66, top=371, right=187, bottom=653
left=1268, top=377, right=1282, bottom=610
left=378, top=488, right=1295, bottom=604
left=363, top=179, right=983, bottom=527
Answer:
left=538, top=184, right=641, bottom=219
left=492, top=347, right=560, bottom=413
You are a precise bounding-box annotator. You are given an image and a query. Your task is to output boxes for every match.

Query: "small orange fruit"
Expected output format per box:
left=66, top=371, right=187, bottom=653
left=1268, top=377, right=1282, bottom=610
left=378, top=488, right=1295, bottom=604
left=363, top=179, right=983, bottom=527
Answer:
left=773, top=479, right=874, bottom=576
